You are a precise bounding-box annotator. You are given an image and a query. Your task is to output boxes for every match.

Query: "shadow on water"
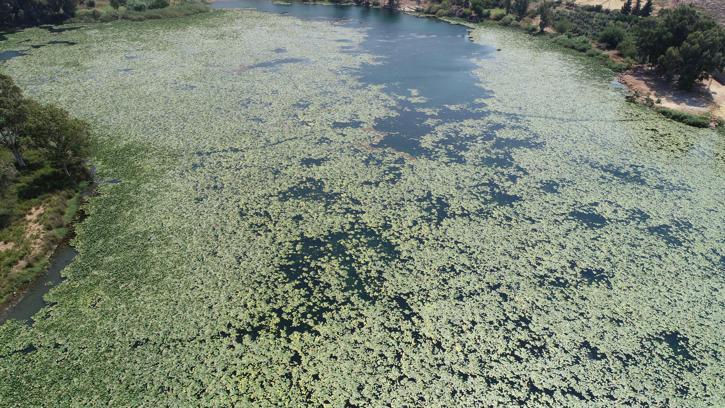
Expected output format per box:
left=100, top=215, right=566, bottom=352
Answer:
left=0, top=245, right=77, bottom=326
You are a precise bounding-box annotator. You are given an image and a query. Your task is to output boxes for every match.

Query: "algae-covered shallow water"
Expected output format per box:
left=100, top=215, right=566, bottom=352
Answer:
left=0, top=2, right=723, bottom=406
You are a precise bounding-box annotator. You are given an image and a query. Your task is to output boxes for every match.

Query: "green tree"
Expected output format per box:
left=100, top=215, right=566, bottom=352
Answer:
left=24, top=101, right=90, bottom=177
left=599, top=24, right=626, bottom=49
left=504, top=0, right=511, bottom=15
left=0, top=153, right=17, bottom=194
left=621, top=0, right=632, bottom=15
left=537, top=1, right=553, bottom=33
left=658, top=28, right=725, bottom=89
left=632, top=0, right=641, bottom=16
left=640, top=0, right=653, bottom=17
left=512, top=0, right=528, bottom=20
left=639, top=5, right=717, bottom=62
left=0, top=74, right=29, bottom=168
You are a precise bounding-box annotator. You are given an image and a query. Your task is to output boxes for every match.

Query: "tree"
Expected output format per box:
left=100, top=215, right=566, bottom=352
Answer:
left=538, top=1, right=553, bottom=33
left=513, top=0, right=528, bottom=20
left=637, top=5, right=716, bottom=62
left=621, top=0, right=632, bottom=15
left=23, top=101, right=90, bottom=177
left=658, top=28, right=725, bottom=89
left=637, top=6, right=724, bottom=89
left=0, top=74, right=29, bottom=167
left=110, top=0, right=121, bottom=10
left=504, top=0, right=512, bottom=15
left=599, top=24, right=626, bottom=49
left=640, top=0, right=653, bottom=17
left=0, top=154, right=17, bottom=194
left=632, top=0, right=641, bottom=16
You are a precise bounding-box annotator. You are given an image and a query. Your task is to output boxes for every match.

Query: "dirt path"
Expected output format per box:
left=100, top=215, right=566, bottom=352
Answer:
left=10, top=206, right=47, bottom=273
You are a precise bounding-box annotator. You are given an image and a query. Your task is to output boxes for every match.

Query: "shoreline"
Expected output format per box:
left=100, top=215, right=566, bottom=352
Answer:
left=0, top=180, right=94, bottom=322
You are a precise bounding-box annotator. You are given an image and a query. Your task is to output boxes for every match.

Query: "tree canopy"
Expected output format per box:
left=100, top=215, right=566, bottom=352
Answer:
left=0, top=0, right=78, bottom=28
left=0, top=74, right=28, bottom=167
left=23, top=101, right=90, bottom=177
left=637, top=6, right=725, bottom=89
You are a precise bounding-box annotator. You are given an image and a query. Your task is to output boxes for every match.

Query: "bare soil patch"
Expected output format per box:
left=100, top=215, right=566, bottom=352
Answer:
left=619, top=66, right=725, bottom=121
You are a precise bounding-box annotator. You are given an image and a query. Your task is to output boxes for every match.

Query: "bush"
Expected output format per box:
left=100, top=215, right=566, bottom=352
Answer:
left=127, top=0, right=147, bottom=12
left=523, top=23, right=538, bottom=33
left=86, top=0, right=96, bottom=7
left=598, top=24, right=626, bottom=49
left=553, top=17, right=572, bottom=34
left=490, top=8, right=506, bottom=21
left=654, top=107, right=712, bottom=128
left=553, top=34, right=592, bottom=53
left=499, top=14, right=515, bottom=26
left=617, top=36, right=637, bottom=59
left=148, top=0, right=169, bottom=9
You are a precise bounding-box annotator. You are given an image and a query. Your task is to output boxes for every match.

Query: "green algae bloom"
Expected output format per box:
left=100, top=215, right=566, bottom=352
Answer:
left=0, top=7, right=723, bottom=407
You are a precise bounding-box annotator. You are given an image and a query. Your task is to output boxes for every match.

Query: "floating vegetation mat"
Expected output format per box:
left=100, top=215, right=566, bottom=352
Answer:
left=0, top=8, right=723, bottom=406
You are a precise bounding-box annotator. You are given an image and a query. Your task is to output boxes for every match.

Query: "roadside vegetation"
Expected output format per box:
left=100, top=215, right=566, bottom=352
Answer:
left=0, top=74, right=90, bottom=306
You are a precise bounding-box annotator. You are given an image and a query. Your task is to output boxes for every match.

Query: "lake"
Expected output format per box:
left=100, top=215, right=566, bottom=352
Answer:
left=0, top=2, right=722, bottom=405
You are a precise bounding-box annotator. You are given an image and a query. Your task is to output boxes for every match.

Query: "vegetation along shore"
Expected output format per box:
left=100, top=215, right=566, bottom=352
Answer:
left=0, top=0, right=723, bottom=405
left=0, top=74, right=91, bottom=311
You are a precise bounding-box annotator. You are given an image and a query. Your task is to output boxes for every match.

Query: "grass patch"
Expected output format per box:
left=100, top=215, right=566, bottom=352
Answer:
left=654, top=107, right=712, bottom=128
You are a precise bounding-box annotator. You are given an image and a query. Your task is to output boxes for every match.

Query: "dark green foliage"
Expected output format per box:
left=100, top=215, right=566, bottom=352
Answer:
left=128, top=0, right=148, bottom=12
left=617, top=36, right=637, bottom=59
left=553, top=17, right=572, bottom=34
left=552, top=34, right=592, bottom=53
left=148, top=0, right=169, bottom=10
left=0, top=74, right=28, bottom=168
left=621, top=0, right=632, bottom=15
left=70, top=1, right=207, bottom=23
left=640, top=0, right=653, bottom=18
left=552, top=7, right=627, bottom=39
left=23, top=101, right=90, bottom=177
left=599, top=24, right=626, bottom=49
left=499, top=14, right=515, bottom=26
left=0, top=0, right=79, bottom=28
left=513, top=0, right=528, bottom=20
left=637, top=6, right=725, bottom=89
left=654, top=107, right=712, bottom=127
left=632, top=0, right=641, bottom=16
left=538, top=1, right=553, bottom=33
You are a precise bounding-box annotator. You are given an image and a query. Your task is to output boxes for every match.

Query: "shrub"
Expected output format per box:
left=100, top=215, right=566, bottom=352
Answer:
left=553, top=35, right=592, bottom=53
left=553, top=17, right=571, bottom=34
left=598, top=24, right=626, bottom=49
left=86, top=0, right=96, bottom=7
left=148, top=0, right=169, bottom=9
left=127, top=0, right=147, bottom=12
left=490, top=8, right=506, bottom=20
left=617, top=36, right=637, bottom=59
left=499, top=14, right=515, bottom=26
left=654, top=107, right=711, bottom=127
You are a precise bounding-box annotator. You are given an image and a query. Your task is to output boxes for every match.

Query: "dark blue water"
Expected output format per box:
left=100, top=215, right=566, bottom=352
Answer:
left=214, top=0, right=495, bottom=156
left=0, top=50, right=27, bottom=62
left=0, top=245, right=77, bottom=325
